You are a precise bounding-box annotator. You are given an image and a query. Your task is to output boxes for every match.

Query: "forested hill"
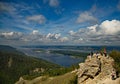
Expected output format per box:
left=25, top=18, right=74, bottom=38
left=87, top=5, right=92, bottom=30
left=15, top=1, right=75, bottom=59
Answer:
left=0, top=45, right=24, bottom=55
left=0, top=45, right=18, bottom=52
left=0, top=45, right=60, bottom=84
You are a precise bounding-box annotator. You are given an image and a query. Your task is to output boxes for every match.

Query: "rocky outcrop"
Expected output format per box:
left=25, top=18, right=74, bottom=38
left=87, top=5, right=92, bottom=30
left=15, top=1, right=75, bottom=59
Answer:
left=77, top=54, right=118, bottom=84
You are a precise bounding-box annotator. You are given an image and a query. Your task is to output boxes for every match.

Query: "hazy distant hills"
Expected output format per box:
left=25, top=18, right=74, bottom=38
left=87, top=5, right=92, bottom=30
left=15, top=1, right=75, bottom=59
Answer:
left=0, top=45, right=19, bottom=52
left=22, top=45, right=120, bottom=52
left=0, top=45, right=60, bottom=84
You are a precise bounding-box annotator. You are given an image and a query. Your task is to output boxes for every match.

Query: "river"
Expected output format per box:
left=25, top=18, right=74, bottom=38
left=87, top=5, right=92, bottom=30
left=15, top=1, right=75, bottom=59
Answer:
left=18, top=46, right=120, bottom=67
left=18, top=48, right=86, bottom=67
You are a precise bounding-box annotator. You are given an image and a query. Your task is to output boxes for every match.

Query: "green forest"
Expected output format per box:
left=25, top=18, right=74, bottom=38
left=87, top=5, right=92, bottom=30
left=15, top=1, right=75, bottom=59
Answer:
left=0, top=45, right=60, bottom=84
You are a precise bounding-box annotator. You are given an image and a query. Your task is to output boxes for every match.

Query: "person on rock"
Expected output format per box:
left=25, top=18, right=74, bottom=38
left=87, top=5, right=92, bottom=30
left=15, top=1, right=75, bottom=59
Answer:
left=104, top=48, right=107, bottom=57
left=90, top=51, right=93, bottom=56
left=96, top=52, right=99, bottom=58
left=111, top=69, right=116, bottom=80
left=88, top=53, right=92, bottom=59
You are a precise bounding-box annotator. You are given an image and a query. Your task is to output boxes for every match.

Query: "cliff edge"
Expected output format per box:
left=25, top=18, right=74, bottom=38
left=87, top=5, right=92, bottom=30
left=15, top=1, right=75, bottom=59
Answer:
left=77, top=53, right=120, bottom=84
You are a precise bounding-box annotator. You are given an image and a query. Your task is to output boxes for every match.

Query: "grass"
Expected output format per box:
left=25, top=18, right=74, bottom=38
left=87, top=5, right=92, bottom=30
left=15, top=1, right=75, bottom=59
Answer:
left=39, top=72, right=77, bottom=84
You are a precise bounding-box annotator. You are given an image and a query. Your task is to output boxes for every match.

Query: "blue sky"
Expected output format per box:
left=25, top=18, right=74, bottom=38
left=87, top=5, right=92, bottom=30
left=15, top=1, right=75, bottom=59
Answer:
left=0, top=0, right=120, bottom=46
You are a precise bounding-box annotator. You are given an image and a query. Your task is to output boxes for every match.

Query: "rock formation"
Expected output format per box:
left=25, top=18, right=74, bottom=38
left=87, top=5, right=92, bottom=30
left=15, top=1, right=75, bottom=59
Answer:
left=77, top=54, right=120, bottom=84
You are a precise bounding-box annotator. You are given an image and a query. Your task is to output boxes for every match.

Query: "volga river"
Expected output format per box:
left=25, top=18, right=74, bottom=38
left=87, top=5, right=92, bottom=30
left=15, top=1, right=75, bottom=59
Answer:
left=18, top=46, right=120, bottom=67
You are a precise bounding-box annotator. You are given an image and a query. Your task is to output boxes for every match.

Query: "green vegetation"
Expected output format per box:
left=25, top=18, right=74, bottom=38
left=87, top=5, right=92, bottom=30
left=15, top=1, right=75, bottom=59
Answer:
left=23, top=64, right=79, bottom=80
left=50, top=50, right=88, bottom=58
left=45, top=64, right=79, bottom=76
left=0, top=45, right=60, bottom=84
left=110, top=50, right=120, bottom=74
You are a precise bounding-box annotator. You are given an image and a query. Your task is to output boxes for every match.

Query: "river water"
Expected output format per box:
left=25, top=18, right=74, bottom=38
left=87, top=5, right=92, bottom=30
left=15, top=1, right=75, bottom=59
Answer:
left=18, top=48, right=85, bottom=67
left=18, top=46, right=120, bottom=67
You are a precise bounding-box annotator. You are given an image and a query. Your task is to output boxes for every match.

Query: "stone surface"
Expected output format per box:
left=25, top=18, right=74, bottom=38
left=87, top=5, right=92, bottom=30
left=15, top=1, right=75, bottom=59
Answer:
left=77, top=55, right=118, bottom=84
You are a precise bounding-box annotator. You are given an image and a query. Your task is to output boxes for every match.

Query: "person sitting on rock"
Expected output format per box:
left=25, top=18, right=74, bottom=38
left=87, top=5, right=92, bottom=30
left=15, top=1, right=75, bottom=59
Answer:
left=90, top=51, right=93, bottom=56
left=111, top=69, right=116, bottom=80
left=96, top=52, right=99, bottom=58
left=88, top=53, right=92, bottom=59
left=104, top=48, right=107, bottom=57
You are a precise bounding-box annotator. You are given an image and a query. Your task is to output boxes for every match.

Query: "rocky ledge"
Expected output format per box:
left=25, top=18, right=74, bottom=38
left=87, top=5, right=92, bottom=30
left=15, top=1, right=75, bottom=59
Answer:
left=77, top=54, right=120, bottom=84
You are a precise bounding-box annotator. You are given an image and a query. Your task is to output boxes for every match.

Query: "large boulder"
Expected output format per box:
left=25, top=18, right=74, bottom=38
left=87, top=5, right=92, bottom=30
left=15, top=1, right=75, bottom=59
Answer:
left=77, top=55, right=116, bottom=84
left=77, top=56, right=101, bottom=83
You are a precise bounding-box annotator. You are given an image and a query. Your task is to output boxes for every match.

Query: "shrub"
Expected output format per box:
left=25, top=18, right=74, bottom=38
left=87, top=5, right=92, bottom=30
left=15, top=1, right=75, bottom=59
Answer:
left=110, top=50, right=120, bottom=74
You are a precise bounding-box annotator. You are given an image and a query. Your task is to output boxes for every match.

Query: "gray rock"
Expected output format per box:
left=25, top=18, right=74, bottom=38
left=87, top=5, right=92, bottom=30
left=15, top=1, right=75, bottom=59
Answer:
left=77, top=55, right=116, bottom=84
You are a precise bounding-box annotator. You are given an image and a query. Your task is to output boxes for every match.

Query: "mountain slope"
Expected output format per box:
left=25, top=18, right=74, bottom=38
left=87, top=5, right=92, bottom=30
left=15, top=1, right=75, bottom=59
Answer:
left=0, top=45, right=60, bottom=84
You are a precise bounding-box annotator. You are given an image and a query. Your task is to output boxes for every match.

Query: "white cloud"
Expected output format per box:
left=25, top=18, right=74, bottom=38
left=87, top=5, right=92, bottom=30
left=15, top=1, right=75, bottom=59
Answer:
left=46, top=33, right=52, bottom=38
left=59, top=37, right=69, bottom=42
left=0, top=32, right=23, bottom=40
left=54, top=33, right=61, bottom=39
left=86, top=24, right=99, bottom=35
left=99, top=20, right=120, bottom=35
left=43, top=0, right=59, bottom=7
left=69, top=20, right=120, bottom=45
left=0, top=20, right=120, bottom=45
left=78, top=20, right=120, bottom=36
left=1, top=32, right=14, bottom=36
left=54, top=8, right=65, bottom=15
left=32, top=30, right=39, bottom=35
left=49, top=0, right=59, bottom=7
left=27, top=15, right=46, bottom=24
left=46, top=33, right=61, bottom=39
left=0, top=2, right=16, bottom=13
left=87, top=24, right=98, bottom=32
left=77, top=11, right=97, bottom=24
left=69, top=30, right=76, bottom=36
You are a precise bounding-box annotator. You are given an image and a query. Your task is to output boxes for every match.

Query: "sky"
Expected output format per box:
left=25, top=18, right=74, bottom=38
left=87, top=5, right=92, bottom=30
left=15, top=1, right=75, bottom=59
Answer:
left=0, top=0, right=120, bottom=46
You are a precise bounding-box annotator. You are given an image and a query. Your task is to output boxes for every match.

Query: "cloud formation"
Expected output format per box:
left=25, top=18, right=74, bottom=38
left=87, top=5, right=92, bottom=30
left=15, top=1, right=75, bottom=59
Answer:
left=32, top=30, right=39, bottom=35
left=77, top=11, right=97, bottom=24
left=59, top=37, right=69, bottom=42
left=46, top=33, right=61, bottom=39
left=0, top=20, right=120, bottom=45
left=0, top=30, right=67, bottom=45
left=0, top=32, right=23, bottom=40
left=69, top=30, right=76, bottom=36
left=69, top=20, right=120, bottom=45
left=27, top=15, right=46, bottom=24
left=0, top=2, right=16, bottom=13
left=99, top=20, right=120, bottom=35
